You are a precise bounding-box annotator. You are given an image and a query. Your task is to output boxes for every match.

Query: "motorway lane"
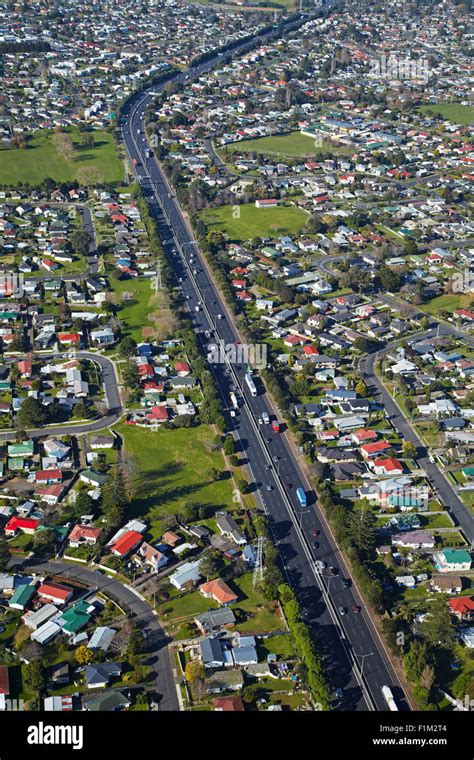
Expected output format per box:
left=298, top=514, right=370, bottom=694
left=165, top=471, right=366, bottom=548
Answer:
left=121, top=46, right=412, bottom=711
left=10, top=558, right=178, bottom=710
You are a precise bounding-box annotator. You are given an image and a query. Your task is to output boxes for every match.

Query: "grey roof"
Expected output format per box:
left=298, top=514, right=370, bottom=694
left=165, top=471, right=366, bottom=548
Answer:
left=85, top=662, right=122, bottom=686
left=200, top=636, right=224, bottom=666
left=195, top=608, right=236, bottom=633
left=84, top=690, right=131, bottom=712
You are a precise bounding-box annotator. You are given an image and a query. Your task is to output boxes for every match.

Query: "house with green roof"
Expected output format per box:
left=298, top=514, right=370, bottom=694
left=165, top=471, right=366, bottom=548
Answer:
left=433, top=549, right=472, bottom=573
left=57, top=600, right=92, bottom=634
left=462, top=467, right=474, bottom=478
left=84, top=690, right=131, bottom=712
left=79, top=469, right=107, bottom=487
left=7, top=441, right=34, bottom=458
left=9, top=583, right=36, bottom=610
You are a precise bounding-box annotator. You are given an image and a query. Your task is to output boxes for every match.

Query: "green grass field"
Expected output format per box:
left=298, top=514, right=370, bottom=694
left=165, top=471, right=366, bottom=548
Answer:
left=419, top=103, right=474, bottom=126
left=0, top=128, right=124, bottom=186
left=200, top=202, right=308, bottom=242
left=421, top=293, right=467, bottom=316
left=109, top=273, right=155, bottom=343
left=115, top=422, right=235, bottom=538
left=221, top=130, right=343, bottom=158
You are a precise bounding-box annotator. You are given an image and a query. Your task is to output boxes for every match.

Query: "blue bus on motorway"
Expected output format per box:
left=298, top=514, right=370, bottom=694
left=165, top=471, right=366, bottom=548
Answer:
left=296, top=488, right=307, bottom=507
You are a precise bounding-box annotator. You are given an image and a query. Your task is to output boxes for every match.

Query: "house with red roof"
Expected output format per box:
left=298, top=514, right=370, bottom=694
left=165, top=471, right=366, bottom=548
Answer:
left=449, top=596, right=474, bottom=621
left=213, top=696, right=245, bottom=711
left=18, top=359, right=32, bottom=378
left=35, top=470, right=63, bottom=485
left=455, top=309, right=474, bottom=322
left=302, top=345, right=319, bottom=356
left=35, top=484, right=65, bottom=505
left=138, top=363, right=155, bottom=379
left=231, top=279, right=247, bottom=289
left=37, top=581, right=72, bottom=606
left=360, top=440, right=391, bottom=460
left=352, top=429, right=378, bottom=445
left=147, top=405, right=169, bottom=422
left=372, top=458, right=404, bottom=476
left=199, top=578, right=238, bottom=607
left=255, top=199, right=278, bottom=208
left=5, top=517, right=39, bottom=536
left=109, top=530, right=143, bottom=557
left=58, top=333, right=81, bottom=345
left=175, top=361, right=190, bottom=377
left=68, top=524, right=102, bottom=547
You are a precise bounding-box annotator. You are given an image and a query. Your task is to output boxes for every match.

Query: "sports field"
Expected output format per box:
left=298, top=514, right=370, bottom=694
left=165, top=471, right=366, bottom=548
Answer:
left=200, top=202, right=308, bottom=241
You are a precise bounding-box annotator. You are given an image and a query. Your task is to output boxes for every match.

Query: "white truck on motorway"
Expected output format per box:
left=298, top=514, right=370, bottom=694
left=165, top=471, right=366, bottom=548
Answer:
left=381, top=685, right=398, bottom=711
left=245, top=372, right=257, bottom=397
left=230, top=392, right=239, bottom=411
left=261, top=411, right=270, bottom=424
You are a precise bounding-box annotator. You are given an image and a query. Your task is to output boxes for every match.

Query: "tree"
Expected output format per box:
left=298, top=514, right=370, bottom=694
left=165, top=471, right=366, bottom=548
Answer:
left=420, top=594, right=457, bottom=649
left=17, top=397, right=48, bottom=428
left=223, top=435, right=235, bottom=456
left=199, top=553, right=219, bottom=580
left=185, top=660, right=205, bottom=685
left=75, top=645, right=94, bottom=665
left=0, top=539, right=9, bottom=571
left=33, top=528, right=56, bottom=551
left=118, top=336, right=137, bottom=359
left=379, top=264, right=401, bottom=293
left=74, top=487, right=94, bottom=517
left=404, top=639, right=429, bottom=684
left=122, top=360, right=141, bottom=392
left=101, top=464, right=128, bottom=527
left=355, top=380, right=367, bottom=397
left=70, top=227, right=92, bottom=257
left=402, top=440, right=417, bottom=459
left=26, top=660, right=45, bottom=691
left=347, top=509, right=376, bottom=558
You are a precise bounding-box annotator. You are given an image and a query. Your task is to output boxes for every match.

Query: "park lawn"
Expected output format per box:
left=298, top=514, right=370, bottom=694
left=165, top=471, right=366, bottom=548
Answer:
left=115, top=422, right=235, bottom=538
left=221, top=131, right=344, bottom=158
left=421, top=293, right=468, bottom=316
left=158, top=590, right=218, bottom=625
left=0, top=128, right=124, bottom=186
left=418, top=103, right=474, bottom=126
left=199, top=202, right=308, bottom=243
left=109, top=274, right=155, bottom=343
left=231, top=573, right=283, bottom=634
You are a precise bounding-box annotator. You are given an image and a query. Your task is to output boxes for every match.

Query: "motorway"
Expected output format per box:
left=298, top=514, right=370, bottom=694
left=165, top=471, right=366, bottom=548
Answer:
left=9, top=558, right=178, bottom=710
left=120, top=19, right=411, bottom=712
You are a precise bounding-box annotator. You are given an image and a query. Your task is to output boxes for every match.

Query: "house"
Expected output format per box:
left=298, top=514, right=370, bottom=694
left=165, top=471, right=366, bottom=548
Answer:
left=395, top=575, right=416, bottom=589
left=9, top=583, right=36, bottom=611
left=68, top=525, right=102, bottom=546
left=360, top=440, right=391, bottom=460
left=49, top=662, right=70, bottom=687
left=372, top=458, right=404, bottom=476
left=391, top=532, right=435, bottom=549
left=194, top=608, right=236, bottom=635
left=4, top=517, right=39, bottom=536
left=213, top=696, right=245, bottom=711
left=433, top=549, right=472, bottom=573
left=83, top=690, right=131, bottom=712
left=162, top=531, right=180, bottom=547
left=136, top=541, right=168, bottom=571
left=79, top=469, right=107, bottom=487
left=216, top=514, right=246, bottom=545
left=23, top=604, right=59, bottom=631
left=255, top=199, right=278, bottom=208
left=232, top=645, right=258, bottom=666
left=109, top=530, right=143, bottom=558
left=204, top=669, right=244, bottom=694
left=459, top=627, right=474, bottom=648
left=430, top=575, right=463, bottom=594
left=169, top=560, right=201, bottom=590
left=44, top=696, right=74, bottom=712
left=449, top=597, right=474, bottom=621
left=34, top=469, right=63, bottom=485
left=31, top=621, right=62, bottom=645
left=85, top=662, right=122, bottom=689
left=57, top=600, right=92, bottom=635
left=89, top=435, right=115, bottom=450
left=87, top=626, right=116, bottom=652
left=200, top=637, right=225, bottom=668
left=37, top=582, right=73, bottom=606
left=199, top=578, right=238, bottom=607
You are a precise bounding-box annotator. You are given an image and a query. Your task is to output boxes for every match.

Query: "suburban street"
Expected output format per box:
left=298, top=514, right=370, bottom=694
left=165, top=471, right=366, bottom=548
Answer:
left=120, top=29, right=412, bottom=712
left=8, top=558, right=178, bottom=711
